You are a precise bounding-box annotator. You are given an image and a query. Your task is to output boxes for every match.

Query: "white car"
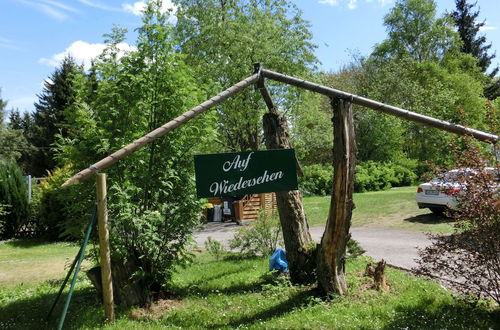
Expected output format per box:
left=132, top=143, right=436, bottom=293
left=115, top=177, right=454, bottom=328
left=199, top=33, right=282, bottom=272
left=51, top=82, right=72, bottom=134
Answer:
left=415, top=168, right=498, bottom=216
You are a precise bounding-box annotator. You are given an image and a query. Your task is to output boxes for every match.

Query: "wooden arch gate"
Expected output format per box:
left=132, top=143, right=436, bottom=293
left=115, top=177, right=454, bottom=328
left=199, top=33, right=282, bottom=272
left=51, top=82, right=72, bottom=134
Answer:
left=62, top=64, right=499, bottom=321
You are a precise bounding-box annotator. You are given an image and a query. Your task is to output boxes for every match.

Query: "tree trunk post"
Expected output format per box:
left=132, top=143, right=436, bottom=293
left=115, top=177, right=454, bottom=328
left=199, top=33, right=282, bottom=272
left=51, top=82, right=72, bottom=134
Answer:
left=263, top=111, right=316, bottom=283
left=316, top=98, right=356, bottom=295
left=96, top=173, right=115, bottom=321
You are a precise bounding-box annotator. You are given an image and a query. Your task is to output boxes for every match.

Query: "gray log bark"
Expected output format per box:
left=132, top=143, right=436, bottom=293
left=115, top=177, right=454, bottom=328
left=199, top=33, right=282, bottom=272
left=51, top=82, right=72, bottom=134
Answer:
left=316, top=98, right=356, bottom=295
left=262, top=111, right=316, bottom=283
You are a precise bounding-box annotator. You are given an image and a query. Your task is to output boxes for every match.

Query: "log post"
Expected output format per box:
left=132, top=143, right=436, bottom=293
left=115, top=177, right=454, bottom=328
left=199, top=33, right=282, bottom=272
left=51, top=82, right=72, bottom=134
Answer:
left=263, top=111, right=316, bottom=284
left=96, top=173, right=115, bottom=321
left=316, top=98, right=356, bottom=295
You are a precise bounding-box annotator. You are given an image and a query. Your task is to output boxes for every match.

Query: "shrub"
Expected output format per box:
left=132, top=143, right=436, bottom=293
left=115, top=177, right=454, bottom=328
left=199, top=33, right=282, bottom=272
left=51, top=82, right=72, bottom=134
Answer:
left=0, top=159, right=28, bottom=239
left=417, top=141, right=500, bottom=305
left=34, top=164, right=86, bottom=240
left=229, top=211, right=283, bottom=256
left=299, top=164, right=333, bottom=196
left=354, top=160, right=418, bottom=193
left=205, top=236, right=225, bottom=260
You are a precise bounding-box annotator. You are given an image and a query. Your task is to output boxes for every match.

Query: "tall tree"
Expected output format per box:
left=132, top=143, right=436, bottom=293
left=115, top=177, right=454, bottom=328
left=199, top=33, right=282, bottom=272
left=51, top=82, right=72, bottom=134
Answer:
left=0, top=89, right=7, bottom=123
left=373, top=0, right=458, bottom=62
left=32, top=56, right=82, bottom=176
left=56, top=1, right=215, bottom=302
left=174, top=0, right=317, bottom=151
left=451, top=0, right=500, bottom=99
left=451, top=0, right=497, bottom=75
left=0, top=92, right=32, bottom=163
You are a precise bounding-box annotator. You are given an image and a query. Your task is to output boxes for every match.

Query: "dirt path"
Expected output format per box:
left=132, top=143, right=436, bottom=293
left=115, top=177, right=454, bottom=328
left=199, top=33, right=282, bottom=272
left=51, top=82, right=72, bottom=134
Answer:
left=194, top=223, right=432, bottom=270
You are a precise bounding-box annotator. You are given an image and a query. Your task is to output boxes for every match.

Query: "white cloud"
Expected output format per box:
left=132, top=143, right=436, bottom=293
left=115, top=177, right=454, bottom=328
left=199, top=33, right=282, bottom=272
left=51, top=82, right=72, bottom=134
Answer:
left=15, top=0, right=78, bottom=21
left=318, top=0, right=340, bottom=6
left=480, top=23, right=498, bottom=32
left=77, top=0, right=120, bottom=11
left=0, top=37, right=20, bottom=50
left=122, top=0, right=177, bottom=16
left=38, top=40, right=136, bottom=69
left=320, top=0, right=393, bottom=8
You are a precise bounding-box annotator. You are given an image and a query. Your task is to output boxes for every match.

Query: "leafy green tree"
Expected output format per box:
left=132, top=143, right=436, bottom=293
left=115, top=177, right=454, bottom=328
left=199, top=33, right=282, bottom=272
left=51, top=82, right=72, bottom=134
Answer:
left=373, top=0, right=458, bottom=62
left=174, top=0, right=317, bottom=151
left=32, top=56, right=82, bottom=176
left=56, top=1, right=214, bottom=300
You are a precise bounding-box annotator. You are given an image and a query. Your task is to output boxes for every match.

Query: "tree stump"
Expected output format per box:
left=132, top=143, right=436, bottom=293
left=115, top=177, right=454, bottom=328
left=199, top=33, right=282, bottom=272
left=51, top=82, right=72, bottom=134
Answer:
left=365, top=260, right=389, bottom=292
left=87, top=258, right=149, bottom=307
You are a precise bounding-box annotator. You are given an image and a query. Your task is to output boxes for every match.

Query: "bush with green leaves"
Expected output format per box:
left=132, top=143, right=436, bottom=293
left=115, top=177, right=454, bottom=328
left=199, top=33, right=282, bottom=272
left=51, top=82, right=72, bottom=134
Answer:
left=0, top=159, right=28, bottom=239
left=299, top=164, right=333, bottom=196
left=204, top=236, right=225, bottom=260
left=33, top=164, right=87, bottom=240
left=354, top=160, right=418, bottom=193
left=229, top=211, right=283, bottom=256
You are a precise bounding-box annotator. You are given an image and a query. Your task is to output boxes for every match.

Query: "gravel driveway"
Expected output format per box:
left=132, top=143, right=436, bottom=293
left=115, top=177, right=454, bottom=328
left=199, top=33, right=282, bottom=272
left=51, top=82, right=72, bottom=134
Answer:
left=194, top=222, right=432, bottom=270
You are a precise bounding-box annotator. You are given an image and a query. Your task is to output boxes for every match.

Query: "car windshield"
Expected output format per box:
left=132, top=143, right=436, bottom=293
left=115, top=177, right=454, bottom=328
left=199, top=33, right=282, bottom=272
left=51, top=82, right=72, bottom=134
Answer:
left=431, top=170, right=475, bottom=183
left=431, top=168, right=499, bottom=184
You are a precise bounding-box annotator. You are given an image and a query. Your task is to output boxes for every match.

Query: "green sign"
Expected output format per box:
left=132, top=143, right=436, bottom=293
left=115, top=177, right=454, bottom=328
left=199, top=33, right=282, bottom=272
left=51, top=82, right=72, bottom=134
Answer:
left=194, top=149, right=298, bottom=198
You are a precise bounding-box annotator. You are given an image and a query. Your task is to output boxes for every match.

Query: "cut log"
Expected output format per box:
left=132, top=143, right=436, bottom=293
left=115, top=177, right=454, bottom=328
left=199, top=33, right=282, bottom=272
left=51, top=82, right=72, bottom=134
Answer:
left=316, top=98, right=356, bottom=296
left=263, top=111, right=316, bottom=284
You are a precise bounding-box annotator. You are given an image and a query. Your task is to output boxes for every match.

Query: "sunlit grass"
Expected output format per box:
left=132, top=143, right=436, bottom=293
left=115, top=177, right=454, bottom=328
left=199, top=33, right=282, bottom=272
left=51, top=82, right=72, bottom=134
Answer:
left=0, top=246, right=497, bottom=329
left=304, top=186, right=455, bottom=233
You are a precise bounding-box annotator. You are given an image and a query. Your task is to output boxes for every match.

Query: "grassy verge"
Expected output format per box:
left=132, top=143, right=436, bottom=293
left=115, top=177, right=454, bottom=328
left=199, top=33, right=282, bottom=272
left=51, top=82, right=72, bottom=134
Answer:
left=1, top=246, right=497, bottom=329
left=304, top=186, right=456, bottom=233
left=0, top=239, right=82, bottom=288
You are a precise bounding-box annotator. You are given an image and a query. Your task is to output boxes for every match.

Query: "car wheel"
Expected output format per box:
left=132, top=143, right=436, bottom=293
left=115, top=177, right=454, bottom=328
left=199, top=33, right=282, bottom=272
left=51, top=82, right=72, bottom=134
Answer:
left=429, top=207, right=444, bottom=216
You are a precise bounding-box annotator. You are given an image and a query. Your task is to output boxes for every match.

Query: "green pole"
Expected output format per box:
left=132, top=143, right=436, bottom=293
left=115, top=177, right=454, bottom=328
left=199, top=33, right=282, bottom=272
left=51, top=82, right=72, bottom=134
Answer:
left=57, top=206, right=97, bottom=330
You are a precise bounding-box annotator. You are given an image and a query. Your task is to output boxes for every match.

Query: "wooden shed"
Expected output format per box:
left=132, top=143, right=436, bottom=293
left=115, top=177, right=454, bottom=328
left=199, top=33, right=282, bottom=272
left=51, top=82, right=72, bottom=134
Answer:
left=207, top=193, right=277, bottom=221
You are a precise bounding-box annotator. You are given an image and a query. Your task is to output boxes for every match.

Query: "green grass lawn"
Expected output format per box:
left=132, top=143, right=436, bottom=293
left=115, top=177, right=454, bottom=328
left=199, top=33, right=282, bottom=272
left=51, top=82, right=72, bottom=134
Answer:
left=304, top=186, right=456, bottom=233
left=0, top=249, right=497, bottom=329
left=0, top=239, right=81, bottom=288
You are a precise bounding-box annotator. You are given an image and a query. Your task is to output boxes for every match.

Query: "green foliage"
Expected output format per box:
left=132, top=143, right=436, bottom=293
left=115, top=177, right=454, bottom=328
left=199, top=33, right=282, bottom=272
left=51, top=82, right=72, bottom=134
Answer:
left=31, top=56, right=83, bottom=176
left=0, top=159, right=28, bottom=239
left=299, top=164, right=332, bottom=196
left=346, top=237, right=366, bottom=260
left=451, top=0, right=498, bottom=76
left=229, top=211, right=283, bottom=256
left=204, top=236, right=225, bottom=260
left=374, top=0, right=459, bottom=62
left=354, top=161, right=418, bottom=193
left=34, top=164, right=83, bottom=240
left=54, top=2, right=211, bottom=296
left=174, top=0, right=317, bottom=151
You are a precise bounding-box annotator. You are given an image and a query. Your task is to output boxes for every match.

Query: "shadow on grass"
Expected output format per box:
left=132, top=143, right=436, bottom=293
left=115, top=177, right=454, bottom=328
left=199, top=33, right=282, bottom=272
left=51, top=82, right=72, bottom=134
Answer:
left=1, top=239, right=54, bottom=248
left=383, top=297, right=500, bottom=329
left=404, top=213, right=455, bottom=225
left=0, top=286, right=104, bottom=330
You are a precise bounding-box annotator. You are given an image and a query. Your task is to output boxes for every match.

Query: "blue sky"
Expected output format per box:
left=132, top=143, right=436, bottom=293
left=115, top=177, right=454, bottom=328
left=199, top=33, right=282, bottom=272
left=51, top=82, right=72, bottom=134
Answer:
left=1, top=0, right=499, bottom=114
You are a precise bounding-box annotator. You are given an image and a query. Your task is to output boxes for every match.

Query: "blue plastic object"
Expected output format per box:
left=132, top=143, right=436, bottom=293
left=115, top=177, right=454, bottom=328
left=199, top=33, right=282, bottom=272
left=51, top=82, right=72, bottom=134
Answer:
left=269, top=248, right=289, bottom=273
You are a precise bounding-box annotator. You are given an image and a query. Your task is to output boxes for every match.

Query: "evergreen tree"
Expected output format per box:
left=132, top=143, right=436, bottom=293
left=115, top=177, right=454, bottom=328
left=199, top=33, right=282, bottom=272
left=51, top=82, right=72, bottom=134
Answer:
left=451, top=0, right=499, bottom=99
left=0, top=93, right=32, bottom=164
left=0, top=89, right=7, bottom=124
left=451, top=0, right=497, bottom=75
left=0, top=159, right=29, bottom=239
left=32, top=56, right=82, bottom=176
